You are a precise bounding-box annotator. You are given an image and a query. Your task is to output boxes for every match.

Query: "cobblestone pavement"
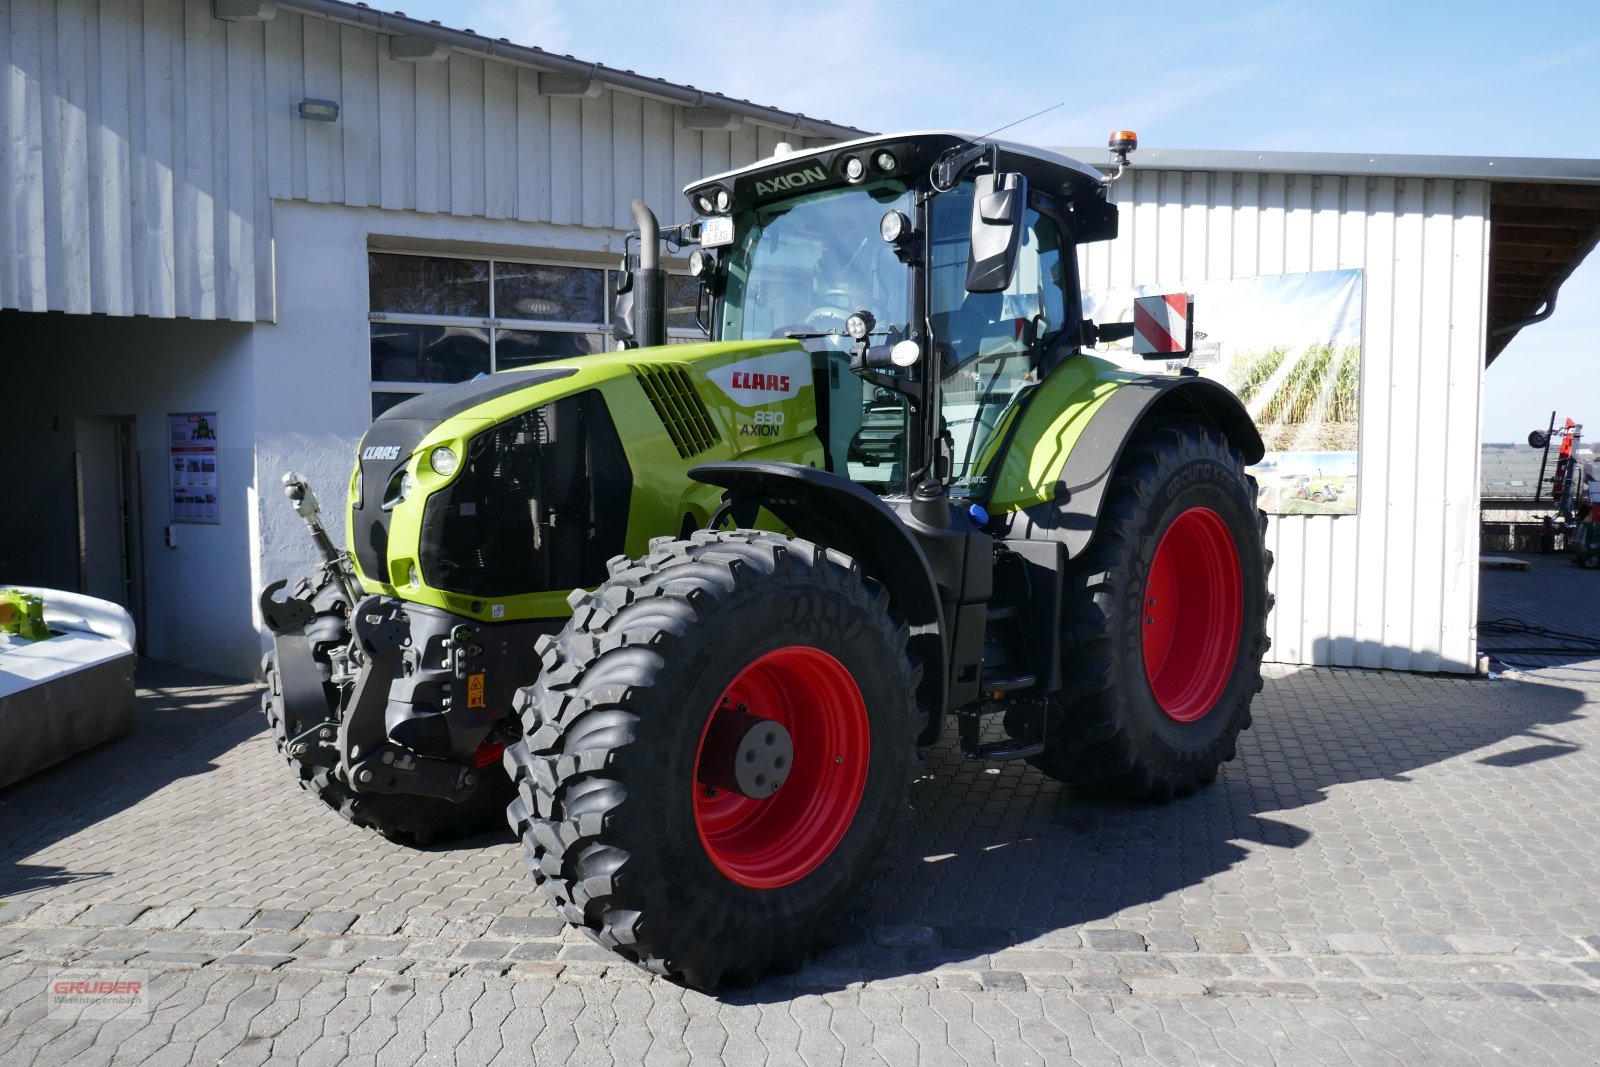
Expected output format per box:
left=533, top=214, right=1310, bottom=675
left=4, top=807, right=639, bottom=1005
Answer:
left=4, top=557, right=1600, bottom=1062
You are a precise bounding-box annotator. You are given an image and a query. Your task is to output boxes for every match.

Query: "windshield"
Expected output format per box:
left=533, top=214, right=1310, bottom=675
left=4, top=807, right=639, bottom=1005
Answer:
left=720, top=181, right=914, bottom=349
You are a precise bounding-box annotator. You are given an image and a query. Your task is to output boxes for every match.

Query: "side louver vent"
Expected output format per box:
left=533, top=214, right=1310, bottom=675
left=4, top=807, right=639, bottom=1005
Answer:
left=632, top=364, right=720, bottom=458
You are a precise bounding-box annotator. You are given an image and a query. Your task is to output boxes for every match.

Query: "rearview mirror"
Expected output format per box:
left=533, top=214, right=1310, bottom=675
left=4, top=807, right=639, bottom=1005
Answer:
left=966, top=172, right=1027, bottom=293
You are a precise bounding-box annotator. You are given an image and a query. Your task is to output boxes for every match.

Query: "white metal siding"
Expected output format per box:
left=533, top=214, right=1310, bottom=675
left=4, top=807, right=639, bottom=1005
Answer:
left=1081, top=170, right=1490, bottom=672
left=0, top=0, right=820, bottom=322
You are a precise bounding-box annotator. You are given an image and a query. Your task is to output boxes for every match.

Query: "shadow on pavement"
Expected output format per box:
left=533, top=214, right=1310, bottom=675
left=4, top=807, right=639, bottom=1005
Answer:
left=724, top=662, right=1589, bottom=1001
left=0, top=659, right=261, bottom=897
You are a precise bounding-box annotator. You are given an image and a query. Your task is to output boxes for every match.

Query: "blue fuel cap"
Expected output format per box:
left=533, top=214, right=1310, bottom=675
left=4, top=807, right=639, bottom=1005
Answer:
left=967, top=503, right=989, bottom=528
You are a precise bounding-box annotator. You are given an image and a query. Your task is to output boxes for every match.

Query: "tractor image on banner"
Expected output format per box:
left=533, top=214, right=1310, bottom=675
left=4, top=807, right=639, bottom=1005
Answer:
left=259, top=131, right=1272, bottom=988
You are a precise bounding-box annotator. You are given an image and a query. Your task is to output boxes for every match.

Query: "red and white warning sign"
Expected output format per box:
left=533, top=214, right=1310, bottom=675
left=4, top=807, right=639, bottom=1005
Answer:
left=1132, top=293, right=1192, bottom=356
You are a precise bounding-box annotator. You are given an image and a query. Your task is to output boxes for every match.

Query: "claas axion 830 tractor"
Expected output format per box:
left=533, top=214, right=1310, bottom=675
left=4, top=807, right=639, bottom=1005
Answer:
left=261, top=130, right=1271, bottom=987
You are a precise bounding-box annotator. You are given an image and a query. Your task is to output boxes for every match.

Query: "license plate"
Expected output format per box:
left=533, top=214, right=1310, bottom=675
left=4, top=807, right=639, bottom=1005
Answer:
left=699, top=216, right=734, bottom=249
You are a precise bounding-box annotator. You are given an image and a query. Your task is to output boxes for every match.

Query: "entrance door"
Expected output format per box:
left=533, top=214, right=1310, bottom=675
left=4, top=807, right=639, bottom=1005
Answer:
left=74, top=416, right=143, bottom=639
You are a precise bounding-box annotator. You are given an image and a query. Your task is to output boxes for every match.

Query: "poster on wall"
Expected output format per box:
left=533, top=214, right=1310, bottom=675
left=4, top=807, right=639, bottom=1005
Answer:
left=169, top=413, right=220, bottom=524
left=1084, top=269, right=1364, bottom=515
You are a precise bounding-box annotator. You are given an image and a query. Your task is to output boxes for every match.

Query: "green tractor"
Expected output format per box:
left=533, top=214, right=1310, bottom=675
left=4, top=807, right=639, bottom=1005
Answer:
left=260, top=130, right=1271, bottom=987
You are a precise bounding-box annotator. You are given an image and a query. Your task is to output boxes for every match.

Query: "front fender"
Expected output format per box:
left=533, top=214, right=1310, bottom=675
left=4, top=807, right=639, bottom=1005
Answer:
left=689, top=461, right=947, bottom=742
left=989, top=358, right=1263, bottom=558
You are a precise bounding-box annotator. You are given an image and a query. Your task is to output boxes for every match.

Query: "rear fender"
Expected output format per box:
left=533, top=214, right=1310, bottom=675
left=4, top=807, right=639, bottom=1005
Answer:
left=689, top=461, right=947, bottom=745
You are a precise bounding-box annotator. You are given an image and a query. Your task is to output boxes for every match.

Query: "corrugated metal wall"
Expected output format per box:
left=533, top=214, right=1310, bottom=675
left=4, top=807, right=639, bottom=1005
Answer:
left=0, top=0, right=818, bottom=322
left=1081, top=169, right=1490, bottom=672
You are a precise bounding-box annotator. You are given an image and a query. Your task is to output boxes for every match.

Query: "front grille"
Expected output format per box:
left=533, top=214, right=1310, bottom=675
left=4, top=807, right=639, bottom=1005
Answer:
left=419, top=391, right=631, bottom=597
left=633, top=364, right=719, bottom=458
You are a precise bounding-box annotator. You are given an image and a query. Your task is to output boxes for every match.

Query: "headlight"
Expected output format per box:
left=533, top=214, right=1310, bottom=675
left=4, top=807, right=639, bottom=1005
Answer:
left=694, top=192, right=714, bottom=214
left=714, top=188, right=732, bottom=212
left=429, top=446, right=458, bottom=476
left=353, top=470, right=362, bottom=509
left=846, top=310, right=876, bottom=340
left=842, top=156, right=865, bottom=183
left=879, top=210, right=911, bottom=244
left=408, top=563, right=420, bottom=587
left=874, top=151, right=897, bottom=173
left=688, top=249, right=714, bottom=278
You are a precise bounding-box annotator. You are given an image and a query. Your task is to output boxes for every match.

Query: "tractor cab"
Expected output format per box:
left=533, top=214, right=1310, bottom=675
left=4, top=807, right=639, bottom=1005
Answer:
left=670, top=133, right=1121, bottom=503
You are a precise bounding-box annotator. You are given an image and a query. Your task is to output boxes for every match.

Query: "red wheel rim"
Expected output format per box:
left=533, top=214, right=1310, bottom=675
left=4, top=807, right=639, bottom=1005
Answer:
left=693, top=646, right=870, bottom=890
left=1141, top=506, right=1244, bottom=723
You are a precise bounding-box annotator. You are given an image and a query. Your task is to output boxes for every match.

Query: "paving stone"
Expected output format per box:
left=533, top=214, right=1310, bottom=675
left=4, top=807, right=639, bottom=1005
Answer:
left=1516, top=934, right=1586, bottom=957
left=0, top=902, right=42, bottom=925
left=1534, top=983, right=1600, bottom=1000
left=141, top=930, right=202, bottom=951
left=935, top=975, right=982, bottom=992
left=77, top=904, right=149, bottom=927
left=463, top=960, right=512, bottom=976
left=979, top=970, right=1026, bottom=991
left=507, top=942, right=560, bottom=962
left=938, top=925, right=1010, bottom=950
left=241, top=934, right=305, bottom=954
left=792, top=967, right=865, bottom=990
left=1127, top=976, right=1209, bottom=998
left=1572, top=961, right=1600, bottom=980
left=1314, top=981, right=1381, bottom=1000
left=181, top=907, right=257, bottom=931
left=26, top=903, right=91, bottom=925
left=282, top=957, right=361, bottom=975
left=872, top=925, right=939, bottom=948
left=1083, top=929, right=1145, bottom=952
left=1449, top=934, right=1518, bottom=955
left=1326, top=933, right=1389, bottom=954
left=1268, top=957, right=1315, bottom=979
left=299, top=912, right=360, bottom=936
left=19, top=929, right=95, bottom=947
left=1479, top=982, right=1541, bottom=999
left=1071, top=977, right=1131, bottom=995
left=355, top=958, right=414, bottom=975
left=988, top=950, right=1073, bottom=973
left=133, top=951, right=215, bottom=968
left=487, top=916, right=565, bottom=939
left=77, top=948, right=145, bottom=964
left=557, top=942, right=619, bottom=963
left=1392, top=934, right=1454, bottom=955
left=349, top=913, right=406, bottom=936
left=401, top=940, right=457, bottom=961
left=455, top=940, right=512, bottom=961
left=508, top=962, right=565, bottom=980
left=247, top=909, right=309, bottom=932
left=400, top=915, right=448, bottom=938
left=1143, top=930, right=1198, bottom=953
left=1015, top=928, right=1082, bottom=950
left=440, top=917, right=494, bottom=940
left=1411, top=981, right=1482, bottom=999
left=214, top=953, right=292, bottom=970
left=1194, top=930, right=1250, bottom=954
left=129, top=906, right=193, bottom=930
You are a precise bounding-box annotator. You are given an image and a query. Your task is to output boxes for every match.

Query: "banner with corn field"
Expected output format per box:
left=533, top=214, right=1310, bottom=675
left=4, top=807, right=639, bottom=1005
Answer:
left=1084, top=269, right=1363, bottom=515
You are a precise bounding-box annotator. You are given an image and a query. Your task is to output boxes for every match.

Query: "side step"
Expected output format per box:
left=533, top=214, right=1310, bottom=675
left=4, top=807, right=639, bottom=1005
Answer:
left=980, top=671, right=1035, bottom=699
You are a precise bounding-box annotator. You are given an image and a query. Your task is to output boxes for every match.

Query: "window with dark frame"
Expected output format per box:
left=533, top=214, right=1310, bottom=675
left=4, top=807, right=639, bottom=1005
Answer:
left=367, top=251, right=706, bottom=420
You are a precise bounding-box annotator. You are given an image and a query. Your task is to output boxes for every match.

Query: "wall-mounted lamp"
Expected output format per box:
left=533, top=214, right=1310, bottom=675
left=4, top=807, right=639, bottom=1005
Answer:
left=298, top=99, right=340, bottom=122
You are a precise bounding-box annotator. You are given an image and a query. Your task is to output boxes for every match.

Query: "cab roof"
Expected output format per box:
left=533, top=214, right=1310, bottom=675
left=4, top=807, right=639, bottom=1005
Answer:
left=687, top=130, right=1110, bottom=203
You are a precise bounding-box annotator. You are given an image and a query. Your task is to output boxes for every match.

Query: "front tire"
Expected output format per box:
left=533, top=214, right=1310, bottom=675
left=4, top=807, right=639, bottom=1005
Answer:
left=1029, top=421, right=1271, bottom=800
left=504, top=530, right=917, bottom=987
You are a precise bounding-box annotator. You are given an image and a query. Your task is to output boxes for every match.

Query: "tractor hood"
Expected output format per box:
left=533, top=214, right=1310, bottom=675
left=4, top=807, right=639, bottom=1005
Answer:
left=345, top=340, right=827, bottom=623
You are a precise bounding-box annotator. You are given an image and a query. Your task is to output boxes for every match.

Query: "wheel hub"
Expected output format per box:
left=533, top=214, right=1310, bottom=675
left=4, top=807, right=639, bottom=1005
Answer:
left=699, top=707, right=794, bottom=799
left=692, top=645, right=870, bottom=890
left=1142, top=506, right=1244, bottom=723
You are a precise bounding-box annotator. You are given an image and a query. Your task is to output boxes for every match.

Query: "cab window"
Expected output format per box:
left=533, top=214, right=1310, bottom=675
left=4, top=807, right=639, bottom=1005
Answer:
left=929, top=185, right=1070, bottom=490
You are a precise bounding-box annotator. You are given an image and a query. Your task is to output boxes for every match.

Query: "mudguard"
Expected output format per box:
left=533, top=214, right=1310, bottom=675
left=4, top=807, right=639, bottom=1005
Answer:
left=689, top=461, right=947, bottom=743
left=1000, top=371, right=1263, bottom=558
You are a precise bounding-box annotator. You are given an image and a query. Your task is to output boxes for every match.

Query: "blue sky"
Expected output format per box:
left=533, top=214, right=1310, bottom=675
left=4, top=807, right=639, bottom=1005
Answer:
left=402, top=0, right=1600, bottom=442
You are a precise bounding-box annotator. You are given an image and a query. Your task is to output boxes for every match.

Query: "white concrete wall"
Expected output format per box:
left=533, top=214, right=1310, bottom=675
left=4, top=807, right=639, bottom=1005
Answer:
left=249, top=200, right=651, bottom=665
left=1, top=311, right=260, bottom=677
left=1082, top=170, right=1491, bottom=672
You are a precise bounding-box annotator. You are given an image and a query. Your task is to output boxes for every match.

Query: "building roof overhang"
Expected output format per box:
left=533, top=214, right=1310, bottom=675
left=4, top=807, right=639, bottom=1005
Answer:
left=1060, top=146, right=1600, bottom=365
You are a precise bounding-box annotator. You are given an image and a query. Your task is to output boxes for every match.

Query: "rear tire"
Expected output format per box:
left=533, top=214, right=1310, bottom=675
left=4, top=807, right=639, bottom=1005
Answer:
left=504, top=529, right=917, bottom=988
left=1028, top=421, right=1271, bottom=800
